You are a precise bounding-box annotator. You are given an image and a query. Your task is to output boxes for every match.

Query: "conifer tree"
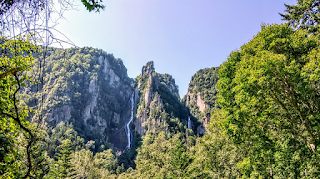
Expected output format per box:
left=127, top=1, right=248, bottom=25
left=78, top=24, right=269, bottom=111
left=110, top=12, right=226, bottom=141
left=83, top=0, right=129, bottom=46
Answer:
left=169, top=140, right=193, bottom=178
left=280, top=0, right=320, bottom=33
left=48, top=139, right=72, bottom=178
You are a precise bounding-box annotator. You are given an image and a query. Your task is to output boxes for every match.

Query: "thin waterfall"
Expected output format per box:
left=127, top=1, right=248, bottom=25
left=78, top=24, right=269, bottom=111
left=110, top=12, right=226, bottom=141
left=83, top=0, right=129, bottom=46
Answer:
left=188, top=116, right=192, bottom=129
left=126, top=93, right=134, bottom=149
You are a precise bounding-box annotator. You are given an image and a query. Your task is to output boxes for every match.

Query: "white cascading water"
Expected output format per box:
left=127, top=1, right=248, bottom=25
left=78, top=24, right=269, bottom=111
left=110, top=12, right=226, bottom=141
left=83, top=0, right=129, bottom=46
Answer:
left=188, top=116, right=192, bottom=129
left=126, top=93, right=134, bottom=149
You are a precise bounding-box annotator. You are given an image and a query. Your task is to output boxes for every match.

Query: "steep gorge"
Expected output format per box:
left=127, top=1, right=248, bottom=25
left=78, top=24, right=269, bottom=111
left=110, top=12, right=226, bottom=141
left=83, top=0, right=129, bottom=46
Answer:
left=23, top=47, right=218, bottom=152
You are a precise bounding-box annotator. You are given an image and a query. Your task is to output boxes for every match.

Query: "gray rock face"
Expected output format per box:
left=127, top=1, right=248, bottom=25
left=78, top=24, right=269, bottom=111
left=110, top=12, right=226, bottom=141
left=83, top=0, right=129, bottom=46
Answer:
left=46, top=105, right=71, bottom=126
left=196, top=92, right=207, bottom=113
left=134, top=86, right=139, bottom=103
left=141, top=61, right=155, bottom=75
left=134, top=61, right=182, bottom=136
left=80, top=55, right=132, bottom=144
left=185, top=91, right=209, bottom=135
left=83, top=79, right=98, bottom=126
left=184, top=67, right=219, bottom=135
left=197, top=115, right=210, bottom=135
left=144, top=88, right=151, bottom=107
left=135, top=62, right=160, bottom=135
left=167, top=83, right=179, bottom=97
left=186, top=91, right=207, bottom=113
left=197, top=124, right=206, bottom=135
left=135, top=109, right=147, bottom=136
left=30, top=48, right=134, bottom=149
left=100, top=56, right=121, bottom=88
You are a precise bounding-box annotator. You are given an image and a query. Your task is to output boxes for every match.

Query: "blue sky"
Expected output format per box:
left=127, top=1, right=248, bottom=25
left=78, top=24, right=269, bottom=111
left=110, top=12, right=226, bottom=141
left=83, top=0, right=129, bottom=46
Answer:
left=52, top=0, right=295, bottom=97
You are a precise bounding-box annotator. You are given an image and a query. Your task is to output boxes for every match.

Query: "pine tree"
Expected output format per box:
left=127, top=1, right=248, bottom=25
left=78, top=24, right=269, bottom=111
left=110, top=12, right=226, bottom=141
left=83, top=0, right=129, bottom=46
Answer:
left=280, top=0, right=320, bottom=33
left=48, top=139, right=72, bottom=178
left=169, top=140, right=193, bottom=178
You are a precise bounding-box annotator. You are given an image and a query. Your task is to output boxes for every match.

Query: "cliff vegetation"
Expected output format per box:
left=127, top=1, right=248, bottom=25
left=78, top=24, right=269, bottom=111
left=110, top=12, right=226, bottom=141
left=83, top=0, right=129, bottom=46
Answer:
left=1, top=1, right=320, bottom=178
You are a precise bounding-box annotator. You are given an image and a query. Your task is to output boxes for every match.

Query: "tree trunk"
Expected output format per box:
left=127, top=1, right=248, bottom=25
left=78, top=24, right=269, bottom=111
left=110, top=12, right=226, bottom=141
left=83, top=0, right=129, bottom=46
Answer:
left=305, top=168, right=308, bottom=177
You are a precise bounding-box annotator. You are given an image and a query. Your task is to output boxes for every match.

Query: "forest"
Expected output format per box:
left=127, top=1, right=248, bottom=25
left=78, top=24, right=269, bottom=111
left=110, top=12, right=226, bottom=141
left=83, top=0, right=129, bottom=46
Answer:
left=1, top=0, right=320, bottom=178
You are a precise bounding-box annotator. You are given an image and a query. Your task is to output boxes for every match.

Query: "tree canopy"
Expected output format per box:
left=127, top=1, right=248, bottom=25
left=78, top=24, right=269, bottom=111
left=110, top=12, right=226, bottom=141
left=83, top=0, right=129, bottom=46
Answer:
left=2, top=0, right=320, bottom=178
left=280, top=0, right=320, bottom=33
left=217, top=23, right=320, bottom=177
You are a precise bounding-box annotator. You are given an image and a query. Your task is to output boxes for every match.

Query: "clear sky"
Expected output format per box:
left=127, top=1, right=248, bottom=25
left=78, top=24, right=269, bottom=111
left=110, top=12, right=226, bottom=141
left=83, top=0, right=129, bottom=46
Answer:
left=52, top=0, right=296, bottom=97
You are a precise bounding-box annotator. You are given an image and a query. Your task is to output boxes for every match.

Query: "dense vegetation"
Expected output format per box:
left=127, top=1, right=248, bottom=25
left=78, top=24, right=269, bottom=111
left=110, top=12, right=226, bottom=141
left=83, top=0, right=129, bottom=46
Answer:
left=134, top=61, right=189, bottom=134
left=1, top=0, right=320, bottom=178
left=187, top=67, right=219, bottom=108
left=217, top=23, right=320, bottom=178
left=184, top=67, right=219, bottom=126
left=22, top=46, right=133, bottom=149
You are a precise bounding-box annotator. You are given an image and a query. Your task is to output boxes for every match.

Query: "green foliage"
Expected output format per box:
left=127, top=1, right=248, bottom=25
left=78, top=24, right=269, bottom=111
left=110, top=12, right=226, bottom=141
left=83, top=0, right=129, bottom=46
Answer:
left=69, top=149, right=94, bottom=178
left=81, top=0, right=105, bottom=12
left=158, top=73, right=180, bottom=98
left=93, top=149, right=118, bottom=173
left=280, top=0, right=320, bottom=33
left=0, top=35, right=51, bottom=178
left=187, top=109, right=241, bottom=178
left=47, top=139, right=73, bottom=178
left=44, top=121, right=123, bottom=178
left=184, top=67, right=219, bottom=127
left=134, top=63, right=189, bottom=135
left=45, top=121, right=85, bottom=159
left=67, top=148, right=119, bottom=178
left=5, top=6, right=320, bottom=177
left=135, top=131, right=195, bottom=178
left=0, top=44, right=133, bottom=177
left=118, top=132, right=142, bottom=169
left=23, top=46, right=133, bottom=149
left=189, top=67, right=219, bottom=105
left=187, top=67, right=219, bottom=109
left=169, top=140, right=194, bottom=178
left=217, top=23, right=320, bottom=177
left=158, top=77, right=188, bottom=121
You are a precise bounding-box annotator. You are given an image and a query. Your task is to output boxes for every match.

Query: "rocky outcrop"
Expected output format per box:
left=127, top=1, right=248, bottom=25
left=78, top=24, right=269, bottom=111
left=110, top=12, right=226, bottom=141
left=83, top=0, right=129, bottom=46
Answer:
left=82, top=55, right=132, bottom=144
left=197, top=115, right=210, bottom=135
left=196, top=92, right=207, bottom=112
left=99, top=55, right=121, bottom=88
left=186, top=92, right=207, bottom=113
left=144, top=88, right=152, bottom=107
left=167, top=82, right=179, bottom=97
left=135, top=109, right=147, bottom=136
left=141, top=61, right=155, bottom=75
left=46, top=105, right=71, bottom=126
left=135, top=62, right=159, bottom=135
left=27, top=47, right=134, bottom=149
left=83, top=79, right=98, bottom=125
left=134, top=86, right=139, bottom=103
left=186, top=91, right=208, bottom=135
left=108, top=69, right=120, bottom=87
left=134, top=61, right=188, bottom=136
left=184, top=67, right=219, bottom=135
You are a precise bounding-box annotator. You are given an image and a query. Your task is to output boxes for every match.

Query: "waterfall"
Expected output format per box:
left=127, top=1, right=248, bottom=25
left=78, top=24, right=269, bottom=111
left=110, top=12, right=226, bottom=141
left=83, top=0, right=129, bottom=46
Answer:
left=126, top=93, right=134, bottom=149
left=188, top=116, right=192, bottom=129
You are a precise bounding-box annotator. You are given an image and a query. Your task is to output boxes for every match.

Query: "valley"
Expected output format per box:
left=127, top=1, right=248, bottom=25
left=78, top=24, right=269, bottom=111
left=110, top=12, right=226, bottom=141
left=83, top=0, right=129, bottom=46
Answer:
left=1, top=0, right=320, bottom=178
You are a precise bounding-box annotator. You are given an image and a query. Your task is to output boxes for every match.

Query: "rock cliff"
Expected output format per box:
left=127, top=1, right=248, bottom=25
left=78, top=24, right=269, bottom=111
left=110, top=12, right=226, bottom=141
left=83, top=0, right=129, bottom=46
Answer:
left=134, top=61, right=189, bottom=136
left=25, top=47, right=133, bottom=149
left=184, top=67, right=219, bottom=135
left=23, top=48, right=211, bottom=150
